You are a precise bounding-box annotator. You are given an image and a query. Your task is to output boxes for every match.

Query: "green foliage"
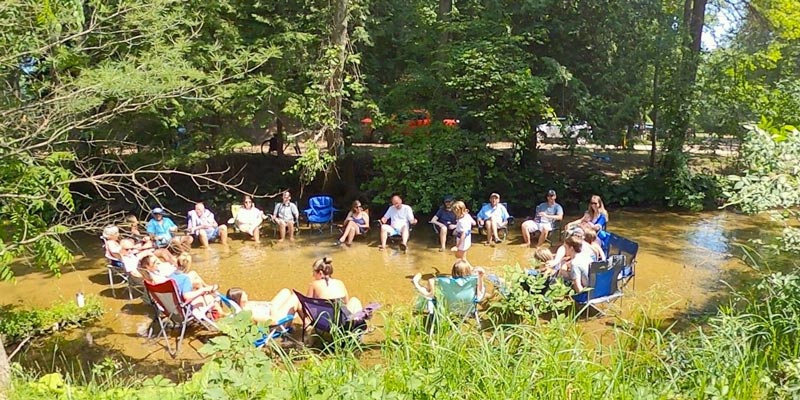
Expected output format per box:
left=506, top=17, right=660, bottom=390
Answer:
left=365, top=125, right=495, bottom=212
left=0, top=296, right=103, bottom=343
left=12, top=269, right=800, bottom=398
left=725, top=122, right=800, bottom=214
left=487, top=265, right=573, bottom=323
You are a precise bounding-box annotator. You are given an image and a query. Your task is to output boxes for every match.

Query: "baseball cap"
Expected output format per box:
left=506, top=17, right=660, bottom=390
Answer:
left=151, top=207, right=164, bottom=215
left=547, top=189, right=557, bottom=197
left=443, top=195, right=454, bottom=202
left=489, top=192, right=500, bottom=199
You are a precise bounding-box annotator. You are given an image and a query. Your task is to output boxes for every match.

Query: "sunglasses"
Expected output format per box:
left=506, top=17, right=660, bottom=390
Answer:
left=244, top=201, right=253, bottom=204
left=590, top=202, right=599, bottom=205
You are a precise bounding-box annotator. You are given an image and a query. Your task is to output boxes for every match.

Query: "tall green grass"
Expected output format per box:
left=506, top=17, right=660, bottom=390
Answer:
left=11, top=272, right=800, bottom=399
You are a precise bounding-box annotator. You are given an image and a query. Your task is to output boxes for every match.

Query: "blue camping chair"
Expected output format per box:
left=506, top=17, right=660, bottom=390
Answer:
left=476, top=202, right=515, bottom=242
left=302, top=195, right=339, bottom=234
left=572, top=257, right=624, bottom=319
left=415, top=274, right=485, bottom=335
left=293, top=290, right=379, bottom=342
left=606, top=232, right=639, bottom=290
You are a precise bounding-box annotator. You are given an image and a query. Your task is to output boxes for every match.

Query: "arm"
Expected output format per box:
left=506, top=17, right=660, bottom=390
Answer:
left=273, top=203, right=280, bottom=218
left=361, top=213, right=370, bottom=228
left=408, top=207, right=417, bottom=226
left=380, top=208, right=391, bottom=224
left=291, top=203, right=299, bottom=221
left=554, top=205, right=564, bottom=221
left=474, top=268, right=486, bottom=301
left=411, top=273, right=435, bottom=298
left=187, top=212, right=197, bottom=233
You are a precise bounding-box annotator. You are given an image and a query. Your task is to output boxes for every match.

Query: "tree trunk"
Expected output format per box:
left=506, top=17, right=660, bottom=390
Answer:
left=437, top=0, right=452, bottom=45
left=662, top=0, right=707, bottom=166
left=650, top=62, right=660, bottom=168
left=0, top=335, right=9, bottom=397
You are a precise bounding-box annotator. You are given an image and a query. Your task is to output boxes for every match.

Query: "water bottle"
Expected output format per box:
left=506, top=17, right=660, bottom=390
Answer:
left=76, top=291, right=85, bottom=308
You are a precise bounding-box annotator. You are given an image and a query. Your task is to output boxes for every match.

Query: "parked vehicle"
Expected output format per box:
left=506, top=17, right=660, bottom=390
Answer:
left=536, top=118, right=593, bottom=145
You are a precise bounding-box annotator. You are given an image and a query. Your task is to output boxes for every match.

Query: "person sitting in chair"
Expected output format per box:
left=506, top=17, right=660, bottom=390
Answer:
left=520, top=189, right=564, bottom=248
left=122, top=215, right=153, bottom=250
left=411, top=259, right=486, bottom=304
left=561, top=235, right=593, bottom=293
left=476, top=193, right=510, bottom=245
left=305, top=257, right=363, bottom=314
left=379, top=194, right=417, bottom=252
left=145, top=208, right=194, bottom=251
left=225, top=287, right=298, bottom=324
left=430, top=195, right=457, bottom=252
left=188, top=202, right=228, bottom=247
left=336, top=200, right=370, bottom=246
left=566, top=195, right=610, bottom=247
left=273, top=191, right=299, bottom=242
left=233, top=195, right=266, bottom=243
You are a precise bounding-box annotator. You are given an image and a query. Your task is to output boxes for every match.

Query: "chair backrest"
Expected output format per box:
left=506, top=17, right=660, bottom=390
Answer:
left=607, top=232, right=638, bottom=276
left=230, top=204, right=241, bottom=220
left=100, top=237, right=124, bottom=268
left=435, top=276, right=479, bottom=315
left=144, top=279, right=186, bottom=322
left=293, top=290, right=351, bottom=333
left=584, top=259, right=621, bottom=301
left=304, top=195, right=335, bottom=222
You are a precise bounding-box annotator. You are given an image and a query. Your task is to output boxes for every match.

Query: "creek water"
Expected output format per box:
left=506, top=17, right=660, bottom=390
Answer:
left=0, top=209, right=774, bottom=377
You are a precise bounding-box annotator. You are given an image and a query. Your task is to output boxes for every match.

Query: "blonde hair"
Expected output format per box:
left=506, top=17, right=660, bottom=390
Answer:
left=451, top=259, right=473, bottom=278
left=312, top=256, right=334, bottom=277
left=176, top=252, right=192, bottom=272
left=583, top=227, right=597, bottom=243
left=533, top=248, right=554, bottom=263
left=588, top=195, right=608, bottom=223
left=451, top=201, right=467, bottom=218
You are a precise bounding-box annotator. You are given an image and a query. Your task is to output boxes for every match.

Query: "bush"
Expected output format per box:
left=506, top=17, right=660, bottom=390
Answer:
left=0, top=295, right=104, bottom=343
left=364, top=124, right=495, bottom=213
left=486, top=265, right=573, bottom=323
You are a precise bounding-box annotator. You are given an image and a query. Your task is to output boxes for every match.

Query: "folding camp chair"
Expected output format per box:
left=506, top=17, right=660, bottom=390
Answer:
left=476, top=202, right=515, bottom=242
left=606, top=232, right=639, bottom=290
left=267, top=205, right=300, bottom=237
left=572, top=258, right=624, bottom=319
left=144, top=279, right=219, bottom=357
left=302, top=195, right=339, bottom=234
left=101, top=237, right=144, bottom=300
left=293, top=290, right=379, bottom=342
left=429, top=221, right=457, bottom=246
left=216, top=293, right=296, bottom=348
left=416, top=275, right=485, bottom=335
left=375, top=218, right=416, bottom=249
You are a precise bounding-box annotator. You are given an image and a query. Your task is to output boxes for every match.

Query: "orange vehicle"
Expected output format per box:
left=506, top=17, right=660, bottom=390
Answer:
left=360, top=110, right=459, bottom=141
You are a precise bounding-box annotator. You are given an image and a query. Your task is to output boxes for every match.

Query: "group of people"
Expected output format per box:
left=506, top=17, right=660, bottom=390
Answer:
left=102, top=189, right=610, bottom=321
left=103, top=223, right=365, bottom=327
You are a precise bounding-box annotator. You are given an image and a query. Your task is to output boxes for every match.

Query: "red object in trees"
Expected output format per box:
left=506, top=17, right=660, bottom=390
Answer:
left=443, top=118, right=460, bottom=127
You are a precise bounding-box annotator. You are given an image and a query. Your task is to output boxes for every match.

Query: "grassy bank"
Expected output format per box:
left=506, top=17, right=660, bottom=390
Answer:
left=8, top=270, right=800, bottom=399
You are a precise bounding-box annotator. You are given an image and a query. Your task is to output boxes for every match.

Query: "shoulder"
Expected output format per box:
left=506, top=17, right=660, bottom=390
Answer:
left=555, top=202, right=563, bottom=210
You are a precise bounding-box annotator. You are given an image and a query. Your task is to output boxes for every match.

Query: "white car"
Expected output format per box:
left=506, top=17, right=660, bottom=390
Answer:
left=536, top=119, right=592, bottom=145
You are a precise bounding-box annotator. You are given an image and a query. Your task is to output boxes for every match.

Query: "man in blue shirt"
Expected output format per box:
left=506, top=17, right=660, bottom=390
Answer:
left=429, top=195, right=457, bottom=252
left=145, top=207, right=193, bottom=250
left=521, top=189, right=564, bottom=247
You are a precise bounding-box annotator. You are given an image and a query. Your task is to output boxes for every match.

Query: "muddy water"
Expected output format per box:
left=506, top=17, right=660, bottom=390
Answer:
left=0, top=209, right=773, bottom=373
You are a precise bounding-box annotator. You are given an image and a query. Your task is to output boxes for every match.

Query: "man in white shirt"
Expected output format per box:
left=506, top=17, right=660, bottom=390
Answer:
left=187, top=202, right=228, bottom=247
left=379, top=194, right=417, bottom=252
